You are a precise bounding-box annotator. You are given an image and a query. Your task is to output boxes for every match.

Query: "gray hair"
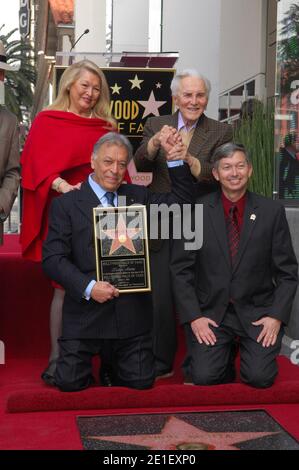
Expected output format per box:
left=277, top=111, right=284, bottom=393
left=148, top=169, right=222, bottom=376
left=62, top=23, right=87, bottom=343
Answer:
left=211, top=142, right=251, bottom=168
left=170, top=69, right=211, bottom=99
left=92, top=132, right=133, bottom=161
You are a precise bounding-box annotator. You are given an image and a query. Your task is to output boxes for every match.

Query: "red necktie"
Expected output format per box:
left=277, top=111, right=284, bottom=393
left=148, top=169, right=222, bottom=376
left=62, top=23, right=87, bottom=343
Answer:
left=227, top=205, right=240, bottom=264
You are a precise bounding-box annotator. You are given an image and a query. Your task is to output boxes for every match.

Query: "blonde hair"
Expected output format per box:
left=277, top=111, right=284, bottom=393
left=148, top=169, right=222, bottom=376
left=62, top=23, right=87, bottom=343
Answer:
left=47, top=60, right=115, bottom=126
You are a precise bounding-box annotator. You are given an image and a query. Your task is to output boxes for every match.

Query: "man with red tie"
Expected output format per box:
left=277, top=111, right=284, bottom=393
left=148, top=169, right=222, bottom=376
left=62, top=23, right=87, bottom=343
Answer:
left=171, top=142, right=298, bottom=388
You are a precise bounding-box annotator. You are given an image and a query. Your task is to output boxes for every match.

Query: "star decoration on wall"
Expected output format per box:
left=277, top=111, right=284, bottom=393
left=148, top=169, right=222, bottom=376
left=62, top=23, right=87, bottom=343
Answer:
left=129, top=74, right=144, bottom=90
left=110, top=83, right=122, bottom=95
left=102, top=214, right=141, bottom=255
left=138, top=91, right=167, bottom=119
left=87, top=416, right=279, bottom=450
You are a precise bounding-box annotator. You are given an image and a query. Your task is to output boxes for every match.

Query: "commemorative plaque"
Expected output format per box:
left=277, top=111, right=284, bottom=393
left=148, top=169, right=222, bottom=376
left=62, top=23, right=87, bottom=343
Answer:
left=93, top=205, right=151, bottom=293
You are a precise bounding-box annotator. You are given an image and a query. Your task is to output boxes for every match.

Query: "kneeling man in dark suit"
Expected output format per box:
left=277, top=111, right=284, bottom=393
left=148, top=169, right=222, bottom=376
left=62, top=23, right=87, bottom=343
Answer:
left=42, top=132, right=193, bottom=391
left=171, top=142, right=298, bottom=388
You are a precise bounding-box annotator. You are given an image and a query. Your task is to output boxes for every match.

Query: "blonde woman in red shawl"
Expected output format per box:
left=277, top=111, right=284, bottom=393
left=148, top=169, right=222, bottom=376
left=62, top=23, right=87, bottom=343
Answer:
left=21, top=60, right=129, bottom=385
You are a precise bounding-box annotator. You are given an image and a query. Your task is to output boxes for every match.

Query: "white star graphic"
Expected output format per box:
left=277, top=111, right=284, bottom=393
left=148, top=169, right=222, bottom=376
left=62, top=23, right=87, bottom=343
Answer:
left=138, top=91, right=167, bottom=119
left=87, top=416, right=279, bottom=451
left=110, top=83, right=122, bottom=95
left=129, top=74, right=144, bottom=90
left=156, top=82, right=162, bottom=88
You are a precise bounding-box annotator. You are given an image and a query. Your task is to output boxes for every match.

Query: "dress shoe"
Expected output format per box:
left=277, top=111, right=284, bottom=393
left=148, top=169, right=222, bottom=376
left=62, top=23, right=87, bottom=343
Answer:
left=99, top=365, right=114, bottom=387
left=155, top=369, right=174, bottom=380
left=41, top=359, right=57, bottom=386
left=183, top=375, right=194, bottom=385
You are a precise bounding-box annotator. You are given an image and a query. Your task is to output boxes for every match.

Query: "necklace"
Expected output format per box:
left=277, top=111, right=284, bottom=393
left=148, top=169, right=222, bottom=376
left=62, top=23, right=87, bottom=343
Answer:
left=67, top=108, right=93, bottom=118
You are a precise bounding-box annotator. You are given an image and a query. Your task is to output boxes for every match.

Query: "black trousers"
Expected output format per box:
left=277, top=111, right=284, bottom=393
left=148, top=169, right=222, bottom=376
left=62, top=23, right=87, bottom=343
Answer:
left=185, top=305, right=283, bottom=388
left=55, top=331, right=155, bottom=392
left=150, top=241, right=176, bottom=374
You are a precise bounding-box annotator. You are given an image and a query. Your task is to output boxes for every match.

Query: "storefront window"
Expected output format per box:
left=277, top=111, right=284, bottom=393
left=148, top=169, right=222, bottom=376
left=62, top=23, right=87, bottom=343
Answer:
left=275, top=0, right=299, bottom=203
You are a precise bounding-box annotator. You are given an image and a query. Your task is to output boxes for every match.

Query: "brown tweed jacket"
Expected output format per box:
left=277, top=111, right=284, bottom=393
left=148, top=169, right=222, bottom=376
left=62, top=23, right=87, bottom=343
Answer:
left=0, top=107, right=20, bottom=244
left=134, top=111, right=233, bottom=193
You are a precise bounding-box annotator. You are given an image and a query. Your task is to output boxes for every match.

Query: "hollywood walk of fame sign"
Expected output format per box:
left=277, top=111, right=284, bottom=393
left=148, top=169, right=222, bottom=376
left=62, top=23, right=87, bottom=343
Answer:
left=93, top=205, right=151, bottom=293
left=104, top=67, right=173, bottom=152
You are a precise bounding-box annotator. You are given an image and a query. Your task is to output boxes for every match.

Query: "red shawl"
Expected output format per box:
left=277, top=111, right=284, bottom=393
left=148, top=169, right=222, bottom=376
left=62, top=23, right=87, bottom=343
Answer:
left=20, top=110, right=130, bottom=261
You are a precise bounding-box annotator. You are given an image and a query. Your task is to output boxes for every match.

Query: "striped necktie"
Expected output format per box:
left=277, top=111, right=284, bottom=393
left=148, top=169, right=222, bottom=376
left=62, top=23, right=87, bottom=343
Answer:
left=105, top=192, right=115, bottom=207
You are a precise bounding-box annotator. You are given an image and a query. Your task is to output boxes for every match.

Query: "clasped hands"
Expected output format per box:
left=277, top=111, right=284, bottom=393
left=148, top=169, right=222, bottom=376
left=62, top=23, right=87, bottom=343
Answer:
left=151, top=125, right=189, bottom=163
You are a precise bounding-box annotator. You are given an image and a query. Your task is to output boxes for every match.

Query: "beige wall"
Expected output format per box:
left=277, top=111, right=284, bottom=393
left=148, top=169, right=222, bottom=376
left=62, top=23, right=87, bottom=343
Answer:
left=112, top=0, right=150, bottom=52
left=75, top=0, right=106, bottom=52
left=219, top=0, right=267, bottom=97
left=162, top=0, right=222, bottom=118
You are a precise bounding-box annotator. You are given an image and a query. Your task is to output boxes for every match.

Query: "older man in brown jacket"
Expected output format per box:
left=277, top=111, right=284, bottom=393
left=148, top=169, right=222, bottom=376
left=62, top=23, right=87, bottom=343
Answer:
left=0, top=40, right=20, bottom=244
left=134, top=69, right=233, bottom=378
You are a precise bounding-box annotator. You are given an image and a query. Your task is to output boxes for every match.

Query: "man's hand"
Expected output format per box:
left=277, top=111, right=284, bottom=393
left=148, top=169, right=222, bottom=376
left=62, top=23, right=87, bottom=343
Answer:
left=185, top=154, right=201, bottom=178
left=159, top=125, right=182, bottom=153
left=252, top=317, right=282, bottom=348
left=165, top=142, right=188, bottom=162
left=90, top=281, right=119, bottom=303
left=191, top=317, right=219, bottom=345
left=148, top=125, right=182, bottom=155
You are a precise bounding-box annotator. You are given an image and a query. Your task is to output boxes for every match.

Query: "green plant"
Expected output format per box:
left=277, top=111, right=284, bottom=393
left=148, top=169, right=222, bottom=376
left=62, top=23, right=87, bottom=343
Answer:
left=233, top=100, right=275, bottom=198
left=0, top=26, right=36, bottom=121
left=277, top=2, right=299, bottom=92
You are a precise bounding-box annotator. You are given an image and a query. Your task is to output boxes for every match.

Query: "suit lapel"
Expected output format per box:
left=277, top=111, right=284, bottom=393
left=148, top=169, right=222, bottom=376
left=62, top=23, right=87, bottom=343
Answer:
left=117, top=184, right=137, bottom=206
left=169, top=110, right=179, bottom=129
left=75, top=181, right=101, bottom=223
left=76, top=182, right=140, bottom=224
left=232, top=192, right=259, bottom=273
left=188, top=114, right=210, bottom=157
left=208, top=192, right=231, bottom=269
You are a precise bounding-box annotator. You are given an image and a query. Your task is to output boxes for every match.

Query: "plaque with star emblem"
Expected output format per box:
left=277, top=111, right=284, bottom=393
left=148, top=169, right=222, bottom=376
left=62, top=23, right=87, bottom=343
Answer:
left=93, top=205, right=151, bottom=293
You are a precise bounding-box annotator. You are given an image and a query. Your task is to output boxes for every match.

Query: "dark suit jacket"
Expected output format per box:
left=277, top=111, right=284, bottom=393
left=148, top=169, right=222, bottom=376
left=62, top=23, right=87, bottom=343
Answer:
left=134, top=111, right=233, bottom=195
left=171, top=190, right=298, bottom=340
left=0, top=107, right=20, bottom=244
left=42, top=164, right=193, bottom=340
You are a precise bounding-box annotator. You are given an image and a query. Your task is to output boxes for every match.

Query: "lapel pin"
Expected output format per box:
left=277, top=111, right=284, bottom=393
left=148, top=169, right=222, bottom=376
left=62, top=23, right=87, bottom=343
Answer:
left=250, top=214, right=256, bottom=221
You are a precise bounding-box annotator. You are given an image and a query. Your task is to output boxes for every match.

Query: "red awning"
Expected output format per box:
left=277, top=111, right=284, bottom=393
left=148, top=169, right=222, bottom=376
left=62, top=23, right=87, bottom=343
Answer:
left=48, top=0, right=74, bottom=25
